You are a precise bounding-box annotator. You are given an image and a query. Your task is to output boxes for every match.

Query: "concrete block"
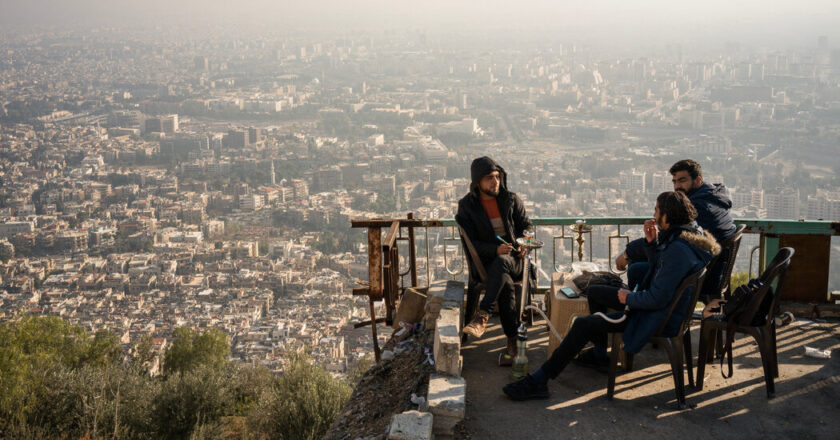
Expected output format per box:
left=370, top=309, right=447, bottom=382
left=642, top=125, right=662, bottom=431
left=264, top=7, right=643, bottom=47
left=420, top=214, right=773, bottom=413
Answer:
left=434, top=308, right=462, bottom=376
left=394, top=287, right=428, bottom=328
left=428, top=375, right=465, bottom=430
left=427, top=280, right=464, bottom=306
left=431, top=415, right=460, bottom=433
left=388, top=410, right=433, bottom=440
left=425, top=280, right=463, bottom=331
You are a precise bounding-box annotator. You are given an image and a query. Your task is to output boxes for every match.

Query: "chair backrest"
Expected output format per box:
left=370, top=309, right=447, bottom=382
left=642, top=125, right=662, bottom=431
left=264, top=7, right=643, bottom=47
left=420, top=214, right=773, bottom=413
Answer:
left=739, top=247, right=794, bottom=326
left=718, top=224, right=747, bottom=297
left=654, top=267, right=707, bottom=337
left=457, top=225, right=487, bottom=284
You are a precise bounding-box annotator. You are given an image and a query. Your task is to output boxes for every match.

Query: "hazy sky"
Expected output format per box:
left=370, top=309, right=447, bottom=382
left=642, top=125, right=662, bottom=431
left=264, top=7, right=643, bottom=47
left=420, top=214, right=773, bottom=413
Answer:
left=2, top=1, right=838, bottom=49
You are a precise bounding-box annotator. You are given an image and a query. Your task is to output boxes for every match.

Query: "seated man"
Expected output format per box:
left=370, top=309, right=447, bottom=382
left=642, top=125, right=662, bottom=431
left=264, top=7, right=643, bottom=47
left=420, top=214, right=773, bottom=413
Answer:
left=616, top=159, right=735, bottom=301
left=457, top=156, right=532, bottom=365
left=503, top=191, right=720, bottom=400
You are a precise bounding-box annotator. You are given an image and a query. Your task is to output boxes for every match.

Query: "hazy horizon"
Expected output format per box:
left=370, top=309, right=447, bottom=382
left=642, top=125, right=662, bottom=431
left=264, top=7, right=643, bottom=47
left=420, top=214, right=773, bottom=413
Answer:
left=2, top=1, right=839, bottom=52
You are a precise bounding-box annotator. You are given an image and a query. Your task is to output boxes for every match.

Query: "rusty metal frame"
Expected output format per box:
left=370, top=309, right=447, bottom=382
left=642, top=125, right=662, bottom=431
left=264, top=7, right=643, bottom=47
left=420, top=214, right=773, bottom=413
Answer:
left=350, top=213, right=423, bottom=361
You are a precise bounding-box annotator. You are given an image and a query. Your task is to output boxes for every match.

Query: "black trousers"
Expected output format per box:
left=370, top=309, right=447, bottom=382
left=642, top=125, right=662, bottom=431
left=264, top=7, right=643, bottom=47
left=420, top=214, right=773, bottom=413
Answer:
left=541, top=312, right=627, bottom=379
left=480, top=253, right=523, bottom=338
left=586, top=284, right=624, bottom=314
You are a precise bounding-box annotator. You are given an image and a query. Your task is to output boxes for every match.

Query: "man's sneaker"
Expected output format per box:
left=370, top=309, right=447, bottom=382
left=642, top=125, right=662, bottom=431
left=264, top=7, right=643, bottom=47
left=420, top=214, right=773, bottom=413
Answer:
left=463, top=310, right=490, bottom=338
left=503, top=375, right=550, bottom=401
left=572, top=347, right=611, bottom=374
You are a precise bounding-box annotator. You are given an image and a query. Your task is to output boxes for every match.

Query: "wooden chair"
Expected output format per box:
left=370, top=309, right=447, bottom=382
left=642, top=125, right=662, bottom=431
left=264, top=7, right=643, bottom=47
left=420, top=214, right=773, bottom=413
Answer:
left=696, top=248, right=794, bottom=399
left=607, top=267, right=707, bottom=409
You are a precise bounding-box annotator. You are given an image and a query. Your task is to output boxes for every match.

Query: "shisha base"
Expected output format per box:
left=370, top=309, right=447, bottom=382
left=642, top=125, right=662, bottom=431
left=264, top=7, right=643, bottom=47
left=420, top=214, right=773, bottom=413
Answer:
left=510, top=323, right=529, bottom=381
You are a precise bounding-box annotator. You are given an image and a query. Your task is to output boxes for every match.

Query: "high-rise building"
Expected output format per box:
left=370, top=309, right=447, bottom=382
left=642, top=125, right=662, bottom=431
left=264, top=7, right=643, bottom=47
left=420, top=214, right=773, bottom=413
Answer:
left=144, top=118, right=162, bottom=133
left=764, top=189, right=800, bottom=219
left=270, top=161, right=276, bottom=186
left=619, top=170, right=646, bottom=193
left=806, top=190, right=840, bottom=220
left=194, top=56, right=209, bottom=71
left=161, top=114, right=179, bottom=134
left=224, top=130, right=250, bottom=148
left=650, top=172, right=671, bottom=193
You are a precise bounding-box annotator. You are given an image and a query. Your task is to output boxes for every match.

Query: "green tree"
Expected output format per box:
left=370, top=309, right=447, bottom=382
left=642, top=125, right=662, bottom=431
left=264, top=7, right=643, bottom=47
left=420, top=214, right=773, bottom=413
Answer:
left=247, top=352, right=352, bottom=440
left=152, top=365, right=234, bottom=439
left=0, top=315, right=121, bottom=430
left=163, top=326, right=229, bottom=375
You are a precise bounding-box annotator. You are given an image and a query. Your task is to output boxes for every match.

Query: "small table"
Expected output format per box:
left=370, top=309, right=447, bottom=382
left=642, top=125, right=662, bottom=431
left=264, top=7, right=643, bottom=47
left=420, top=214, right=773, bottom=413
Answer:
left=548, top=272, right=590, bottom=354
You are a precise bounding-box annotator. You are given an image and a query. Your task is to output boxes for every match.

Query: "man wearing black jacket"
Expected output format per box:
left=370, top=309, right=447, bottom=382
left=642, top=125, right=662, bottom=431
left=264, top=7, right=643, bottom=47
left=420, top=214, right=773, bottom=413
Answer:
left=456, top=157, right=533, bottom=364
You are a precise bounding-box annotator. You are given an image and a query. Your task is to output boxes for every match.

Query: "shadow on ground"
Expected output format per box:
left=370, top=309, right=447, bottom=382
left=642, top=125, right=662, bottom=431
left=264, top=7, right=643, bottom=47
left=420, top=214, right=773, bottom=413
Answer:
left=459, top=316, right=840, bottom=439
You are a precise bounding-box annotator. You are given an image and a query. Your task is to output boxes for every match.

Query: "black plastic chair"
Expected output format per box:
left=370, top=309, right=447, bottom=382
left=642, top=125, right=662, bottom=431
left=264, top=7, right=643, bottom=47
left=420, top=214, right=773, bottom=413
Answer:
left=696, top=247, right=794, bottom=399
left=607, top=267, right=707, bottom=409
left=699, top=223, right=747, bottom=361
left=715, top=224, right=747, bottom=301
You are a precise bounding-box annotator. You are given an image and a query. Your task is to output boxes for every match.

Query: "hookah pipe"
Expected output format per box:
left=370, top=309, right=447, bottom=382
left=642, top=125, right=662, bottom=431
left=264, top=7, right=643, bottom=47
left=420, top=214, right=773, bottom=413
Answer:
left=591, top=285, right=636, bottom=324
left=522, top=285, right=636, bottom=341
left=495, top=235, right=567, bottom=342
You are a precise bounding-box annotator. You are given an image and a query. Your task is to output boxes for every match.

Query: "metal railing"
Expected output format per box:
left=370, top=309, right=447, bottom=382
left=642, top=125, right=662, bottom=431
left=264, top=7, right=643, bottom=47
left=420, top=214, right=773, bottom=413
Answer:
left=351, top=214, right=839, bottom=359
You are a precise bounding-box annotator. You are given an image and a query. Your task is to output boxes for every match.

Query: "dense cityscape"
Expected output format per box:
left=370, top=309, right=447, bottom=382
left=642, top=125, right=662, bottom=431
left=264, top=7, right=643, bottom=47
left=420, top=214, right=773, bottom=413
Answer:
left=2, top=17, right=840, bottom=388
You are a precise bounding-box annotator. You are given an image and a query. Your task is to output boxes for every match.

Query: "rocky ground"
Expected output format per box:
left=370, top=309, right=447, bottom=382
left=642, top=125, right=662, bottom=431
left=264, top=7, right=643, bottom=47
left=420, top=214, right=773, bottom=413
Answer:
left=324, top=328, right=436, bottom=440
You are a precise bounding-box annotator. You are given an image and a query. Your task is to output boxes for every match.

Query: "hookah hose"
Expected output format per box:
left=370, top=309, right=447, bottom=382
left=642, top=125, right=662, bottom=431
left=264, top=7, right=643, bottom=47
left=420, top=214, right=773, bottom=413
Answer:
left=591, top=307, right=630, bottom=324
left=523, top=304, right=565, bottom=341
left=592, top=285, right=636, bottom=324
left=522, top=304, right=630, bottom=341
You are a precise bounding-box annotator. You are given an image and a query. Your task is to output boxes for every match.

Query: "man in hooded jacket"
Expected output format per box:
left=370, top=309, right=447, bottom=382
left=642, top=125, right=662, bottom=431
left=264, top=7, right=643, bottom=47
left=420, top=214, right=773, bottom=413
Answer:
left=616, top=159, right=735, bottom=302
left=503, top=191, right=720, bottom=400
left=456, top=156, right=533, bottom=364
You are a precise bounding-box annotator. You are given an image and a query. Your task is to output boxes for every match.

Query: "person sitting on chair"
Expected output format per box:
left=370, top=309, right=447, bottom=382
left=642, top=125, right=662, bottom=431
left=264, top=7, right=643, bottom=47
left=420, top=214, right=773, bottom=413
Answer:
left=503, top=191, right=720, bottom=400
left=457, top=156, right=533, bottom=366
left=616, top=159, right=735, bottom=302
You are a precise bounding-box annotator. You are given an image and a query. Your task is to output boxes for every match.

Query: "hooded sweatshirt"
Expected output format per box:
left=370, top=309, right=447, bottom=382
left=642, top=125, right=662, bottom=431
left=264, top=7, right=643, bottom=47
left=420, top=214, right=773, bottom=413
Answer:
left=456, top=156, right=533, bottom=268
left=689, top=182, right=737, bottom=242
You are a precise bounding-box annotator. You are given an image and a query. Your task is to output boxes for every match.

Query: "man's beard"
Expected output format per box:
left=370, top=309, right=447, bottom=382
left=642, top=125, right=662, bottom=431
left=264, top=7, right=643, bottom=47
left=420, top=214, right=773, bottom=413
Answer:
left=479, top=187, right=499, bottom=197
left=656, top=215, right=667, bottom=230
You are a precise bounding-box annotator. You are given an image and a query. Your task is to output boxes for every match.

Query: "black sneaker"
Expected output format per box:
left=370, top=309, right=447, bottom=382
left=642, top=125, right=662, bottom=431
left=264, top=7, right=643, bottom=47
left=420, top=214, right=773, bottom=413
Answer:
left=572, top=347, right=610, bottom=374
left=503, top=375, right=550, bottom=401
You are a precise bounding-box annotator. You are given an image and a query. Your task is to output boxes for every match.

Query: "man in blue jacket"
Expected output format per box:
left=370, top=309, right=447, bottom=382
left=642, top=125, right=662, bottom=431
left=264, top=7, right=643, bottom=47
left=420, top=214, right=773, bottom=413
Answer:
left=616, top=159, right=735, bottom=302
left=503, top=191, right=720, bottom=400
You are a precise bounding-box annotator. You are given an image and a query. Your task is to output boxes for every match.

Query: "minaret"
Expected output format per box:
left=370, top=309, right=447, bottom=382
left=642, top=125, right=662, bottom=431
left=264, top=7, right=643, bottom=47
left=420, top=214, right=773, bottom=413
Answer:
left=270, top=160, right=276, bottom=186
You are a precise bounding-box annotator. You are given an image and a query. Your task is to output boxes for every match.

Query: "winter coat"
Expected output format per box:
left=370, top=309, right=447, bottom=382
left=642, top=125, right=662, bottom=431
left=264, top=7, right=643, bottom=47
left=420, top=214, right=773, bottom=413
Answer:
left=625, top=182, right=735, bottom=262
left=455, top=157, right=533, bottom=272
left=622, top=224, right=720, bottom=353
left=690, top=182, right=737, bottom=242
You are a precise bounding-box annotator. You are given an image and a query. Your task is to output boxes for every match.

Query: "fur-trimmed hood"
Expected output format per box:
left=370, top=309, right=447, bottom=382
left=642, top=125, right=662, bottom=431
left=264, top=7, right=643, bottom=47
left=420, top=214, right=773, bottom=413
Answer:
left=679, top=229, right=721, bottom=256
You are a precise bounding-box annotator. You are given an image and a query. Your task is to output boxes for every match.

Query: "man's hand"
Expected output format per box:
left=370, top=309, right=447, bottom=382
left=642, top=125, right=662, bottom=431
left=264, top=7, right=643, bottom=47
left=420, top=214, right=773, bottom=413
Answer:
left=643, top=219, right=657, bottom=243
left=617, top=288, right=631, bottom=305
left=516, top=246, right=527, bottom=258
left=615, top=252, right=628, bottom=271
left=496, top=243, right=514, bottom=255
